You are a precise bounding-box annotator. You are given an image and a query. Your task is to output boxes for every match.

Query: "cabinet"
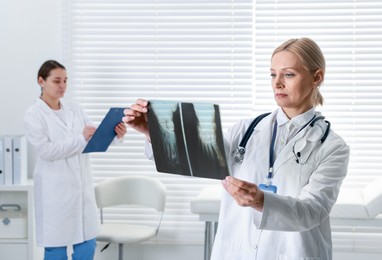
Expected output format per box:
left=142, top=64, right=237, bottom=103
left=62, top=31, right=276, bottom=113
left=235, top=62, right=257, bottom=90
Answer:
left=0, top=181, right=34, bottom=260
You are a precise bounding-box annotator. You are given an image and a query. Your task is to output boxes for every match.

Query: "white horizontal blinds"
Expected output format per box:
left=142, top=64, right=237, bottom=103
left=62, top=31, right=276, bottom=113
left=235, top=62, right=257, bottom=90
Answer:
left=254, top=1, right=382, bottom=253
left=63, top=0, right=254, bottom=243
left=254, top=0, right=382, bottom=189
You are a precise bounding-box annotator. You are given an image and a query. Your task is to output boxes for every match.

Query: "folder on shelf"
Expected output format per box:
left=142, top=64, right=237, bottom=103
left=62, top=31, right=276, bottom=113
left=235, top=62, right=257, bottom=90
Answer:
left=12, top=136, right=27, bottom=185
left=3, top=136, right=13, bottom=185
left=83, top=107, right=125, bottom=153
left=0, top=138, right=4, bottom=185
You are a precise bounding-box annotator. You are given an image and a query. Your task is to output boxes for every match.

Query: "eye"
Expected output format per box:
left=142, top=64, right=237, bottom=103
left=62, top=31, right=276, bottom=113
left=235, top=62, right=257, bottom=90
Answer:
left=285, top=73, right=295, bottom=78
left=270, top=73, right=276, bottom=78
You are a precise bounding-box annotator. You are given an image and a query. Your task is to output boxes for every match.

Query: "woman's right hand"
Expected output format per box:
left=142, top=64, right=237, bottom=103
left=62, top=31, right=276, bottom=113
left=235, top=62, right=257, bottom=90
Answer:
left=123, top=98, right=151, bottom=140
left=83, top=125, right=97, bottom=141
left=222, top=176, right=264, bottom=212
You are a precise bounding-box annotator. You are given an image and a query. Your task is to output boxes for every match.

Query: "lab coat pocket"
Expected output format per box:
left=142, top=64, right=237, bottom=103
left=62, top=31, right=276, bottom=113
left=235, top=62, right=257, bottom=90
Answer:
left=295, top=141, right=319, bottom=185
left=43, top=164, right=72, bottom=206
left=298, top=160, right=316, bottom=185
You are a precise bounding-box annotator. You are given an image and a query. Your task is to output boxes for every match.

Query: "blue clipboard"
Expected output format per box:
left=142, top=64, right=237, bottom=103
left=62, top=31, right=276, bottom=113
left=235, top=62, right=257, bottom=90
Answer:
left=83, top=107, right=125, bottom=153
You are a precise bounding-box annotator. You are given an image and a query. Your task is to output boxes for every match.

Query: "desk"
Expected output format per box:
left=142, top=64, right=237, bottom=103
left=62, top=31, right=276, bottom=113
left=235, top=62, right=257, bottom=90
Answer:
left=190, top=186, right=222, bottom=260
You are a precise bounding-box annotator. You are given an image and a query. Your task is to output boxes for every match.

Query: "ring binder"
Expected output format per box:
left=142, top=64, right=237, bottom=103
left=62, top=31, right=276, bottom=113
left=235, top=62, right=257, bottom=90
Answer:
left=0, top=135, right=28, bottom=185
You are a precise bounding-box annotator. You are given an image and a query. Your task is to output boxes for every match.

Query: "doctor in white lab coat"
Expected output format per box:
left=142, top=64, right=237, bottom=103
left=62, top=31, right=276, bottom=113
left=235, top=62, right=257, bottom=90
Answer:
left=210, top=38, right=349, bottom=260
left=24, top=60, right=126, bottom=260
left=122, top=38, right=349, bottom=260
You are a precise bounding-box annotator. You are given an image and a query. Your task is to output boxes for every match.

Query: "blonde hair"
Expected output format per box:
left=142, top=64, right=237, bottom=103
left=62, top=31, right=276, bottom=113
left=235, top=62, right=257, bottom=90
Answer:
left=272, top=38, right=325, bottom=106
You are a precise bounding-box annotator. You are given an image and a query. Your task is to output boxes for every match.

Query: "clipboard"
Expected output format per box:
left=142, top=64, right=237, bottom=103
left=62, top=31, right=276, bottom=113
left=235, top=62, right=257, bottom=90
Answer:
left=83, top=107, right=125, bottom=153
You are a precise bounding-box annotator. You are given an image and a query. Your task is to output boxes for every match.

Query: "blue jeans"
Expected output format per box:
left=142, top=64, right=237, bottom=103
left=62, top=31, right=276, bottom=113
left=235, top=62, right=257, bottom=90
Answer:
left=44, top=238, right=96, bottom=260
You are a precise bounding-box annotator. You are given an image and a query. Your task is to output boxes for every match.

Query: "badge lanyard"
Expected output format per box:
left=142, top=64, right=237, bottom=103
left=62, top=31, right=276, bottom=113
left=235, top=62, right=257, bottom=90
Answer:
left=259, top=115, right=317, bottom=194
left=259, top=120, right=278, bottom=193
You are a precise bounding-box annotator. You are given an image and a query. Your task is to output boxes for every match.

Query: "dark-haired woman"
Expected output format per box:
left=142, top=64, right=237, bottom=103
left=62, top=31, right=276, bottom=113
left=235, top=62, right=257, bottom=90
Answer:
left=24, top=60, right=126, bottom=260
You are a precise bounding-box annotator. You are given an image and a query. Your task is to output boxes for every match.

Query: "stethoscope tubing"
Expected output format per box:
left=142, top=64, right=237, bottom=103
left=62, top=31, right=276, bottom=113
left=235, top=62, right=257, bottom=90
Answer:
left=233, top=113, right=330, bottom=164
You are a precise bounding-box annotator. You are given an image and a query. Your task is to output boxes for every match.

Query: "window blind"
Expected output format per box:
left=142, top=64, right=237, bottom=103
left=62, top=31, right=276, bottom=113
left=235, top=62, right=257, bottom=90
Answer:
left=253, top=0, right=382, bottom=253
left=62, top=0, right=254, bottom=244
left=254, top=0, right=382, bottom=189
left=63, top=0, right=382, bottom=251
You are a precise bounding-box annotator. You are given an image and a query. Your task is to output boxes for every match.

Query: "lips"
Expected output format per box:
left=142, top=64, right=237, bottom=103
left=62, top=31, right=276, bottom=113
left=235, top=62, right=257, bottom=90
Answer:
left=275, top=93, right=287, bottom=98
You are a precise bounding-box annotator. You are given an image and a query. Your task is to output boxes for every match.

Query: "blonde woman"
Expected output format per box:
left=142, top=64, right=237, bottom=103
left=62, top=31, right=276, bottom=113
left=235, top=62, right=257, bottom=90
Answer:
left=124, top=38, right=349, bottom=259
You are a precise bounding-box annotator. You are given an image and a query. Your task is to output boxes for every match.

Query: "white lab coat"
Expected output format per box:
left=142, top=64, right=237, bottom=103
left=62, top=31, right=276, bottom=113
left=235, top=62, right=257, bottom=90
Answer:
left=210, top=109, right=349, bottom=260
left=24, top=98, right=100, bottom=247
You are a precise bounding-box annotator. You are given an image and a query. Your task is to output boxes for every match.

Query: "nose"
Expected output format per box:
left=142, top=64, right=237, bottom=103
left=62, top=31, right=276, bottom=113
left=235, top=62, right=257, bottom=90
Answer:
left=273, top=75, right=284, bottom=88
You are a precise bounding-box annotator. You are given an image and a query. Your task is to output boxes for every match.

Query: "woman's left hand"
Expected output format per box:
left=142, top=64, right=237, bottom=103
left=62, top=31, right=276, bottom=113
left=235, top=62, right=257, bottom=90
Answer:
left=222, top=176, right=264, bottom=212
left=115, top=122, right=127, bottom=139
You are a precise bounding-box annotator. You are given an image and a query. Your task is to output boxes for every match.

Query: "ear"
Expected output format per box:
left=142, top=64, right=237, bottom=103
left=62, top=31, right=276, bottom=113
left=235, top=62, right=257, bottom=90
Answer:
left=38, top=76, right=45, bottom=87
left=313, top=69, right=324, bottom=87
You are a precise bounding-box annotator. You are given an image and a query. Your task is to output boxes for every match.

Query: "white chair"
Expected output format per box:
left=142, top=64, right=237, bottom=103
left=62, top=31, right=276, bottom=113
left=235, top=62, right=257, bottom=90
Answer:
left=94, top=176, right=167, bottom=260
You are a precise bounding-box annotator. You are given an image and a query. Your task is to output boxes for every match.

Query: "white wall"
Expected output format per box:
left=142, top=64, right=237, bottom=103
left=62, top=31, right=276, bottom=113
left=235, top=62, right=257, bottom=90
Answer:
left=0, top=0, right=62, bottom=177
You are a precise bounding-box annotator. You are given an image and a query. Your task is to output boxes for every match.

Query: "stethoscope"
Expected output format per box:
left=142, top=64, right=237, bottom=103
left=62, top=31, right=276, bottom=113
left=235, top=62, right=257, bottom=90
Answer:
left=232, top=113, right=331, bottom=165
left=292, top=116, right=331, bottom=164
left=231, top=112, right=271, bottom=164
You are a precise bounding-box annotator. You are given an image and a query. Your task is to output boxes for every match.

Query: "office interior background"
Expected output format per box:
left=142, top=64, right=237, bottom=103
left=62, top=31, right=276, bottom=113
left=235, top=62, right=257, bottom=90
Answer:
left=1, top=0, right=382, bottom=259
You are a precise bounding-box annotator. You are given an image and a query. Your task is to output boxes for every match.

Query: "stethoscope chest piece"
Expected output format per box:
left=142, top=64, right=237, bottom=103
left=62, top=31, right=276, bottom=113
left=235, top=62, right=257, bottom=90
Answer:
left=231, top=112, right=272, bottom=164
left=232, top=146, right=245, bottom=163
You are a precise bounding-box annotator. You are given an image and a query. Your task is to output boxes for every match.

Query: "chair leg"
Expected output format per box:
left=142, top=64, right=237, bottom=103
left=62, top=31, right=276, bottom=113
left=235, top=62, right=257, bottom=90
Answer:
left=118, top=243, right=124, bottom=260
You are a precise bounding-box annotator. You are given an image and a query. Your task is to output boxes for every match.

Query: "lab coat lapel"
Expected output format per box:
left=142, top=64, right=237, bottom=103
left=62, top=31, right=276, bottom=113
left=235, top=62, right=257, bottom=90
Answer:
left=61, top=101, right=75, bottom=130
left=273, top=123, right=323, bottom=171
left=273, top=137, right=298, bottom=172
left=253, top=111, right=277, bottom=170
left=36, top=98, right=69, bottom=131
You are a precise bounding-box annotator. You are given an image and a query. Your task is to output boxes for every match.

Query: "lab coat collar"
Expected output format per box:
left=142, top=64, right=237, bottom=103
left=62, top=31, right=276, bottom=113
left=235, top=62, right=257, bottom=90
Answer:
left=276, top=107, right=316, bottom=128
left=35, top=97, right=75, bottom=130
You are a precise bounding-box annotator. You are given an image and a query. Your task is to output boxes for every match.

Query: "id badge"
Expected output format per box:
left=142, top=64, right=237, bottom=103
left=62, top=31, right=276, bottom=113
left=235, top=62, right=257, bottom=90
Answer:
left=259, top=183, right=277, bottom=193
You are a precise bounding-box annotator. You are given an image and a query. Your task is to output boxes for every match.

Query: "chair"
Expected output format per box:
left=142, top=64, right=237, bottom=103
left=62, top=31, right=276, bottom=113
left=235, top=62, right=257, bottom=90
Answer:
left=94, top=176, right=167, bottom=260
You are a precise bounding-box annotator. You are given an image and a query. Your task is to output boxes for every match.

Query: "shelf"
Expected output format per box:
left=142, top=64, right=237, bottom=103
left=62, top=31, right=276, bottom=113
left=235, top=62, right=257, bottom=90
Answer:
left=0, top=238, right=28, bottom=244
left=0, top=182, right=33, bottom=191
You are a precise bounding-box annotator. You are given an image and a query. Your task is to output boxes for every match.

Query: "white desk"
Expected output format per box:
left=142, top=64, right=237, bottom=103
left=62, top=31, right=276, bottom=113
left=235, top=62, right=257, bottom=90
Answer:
left=190, top=186, right=222, bottom=260
left=330, top=178, right=382, bottom=220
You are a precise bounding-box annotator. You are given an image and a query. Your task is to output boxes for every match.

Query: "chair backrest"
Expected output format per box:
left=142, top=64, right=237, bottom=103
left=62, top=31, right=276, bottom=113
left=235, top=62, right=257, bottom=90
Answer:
left=95, top=176, right=167, bottom=212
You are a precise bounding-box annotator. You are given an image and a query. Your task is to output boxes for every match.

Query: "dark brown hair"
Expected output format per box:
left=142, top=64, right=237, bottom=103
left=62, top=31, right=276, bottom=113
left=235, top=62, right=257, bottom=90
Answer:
left=37, top=60, right=66, bottom=81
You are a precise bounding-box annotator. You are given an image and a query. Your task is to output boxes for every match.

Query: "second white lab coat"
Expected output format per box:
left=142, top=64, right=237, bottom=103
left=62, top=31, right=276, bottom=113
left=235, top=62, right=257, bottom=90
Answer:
left=24, top=98, right=100, bottom=247
left=210, top=109, right=349, bottom=260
